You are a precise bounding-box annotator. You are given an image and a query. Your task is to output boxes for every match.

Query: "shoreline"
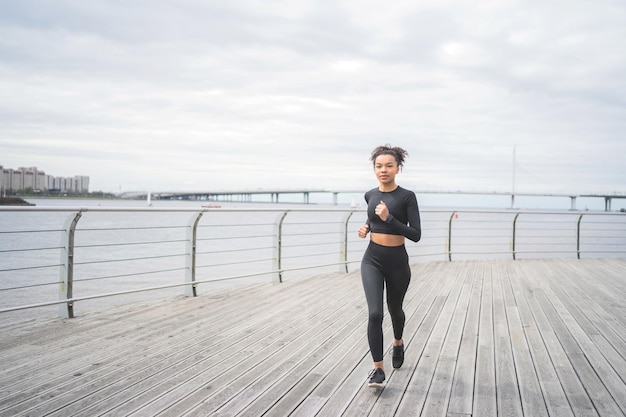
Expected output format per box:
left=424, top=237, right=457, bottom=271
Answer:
left=0, top=196, right=35, bottom=206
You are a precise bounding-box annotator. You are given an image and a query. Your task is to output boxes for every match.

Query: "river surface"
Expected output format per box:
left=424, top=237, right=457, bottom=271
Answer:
left=1, top=197, right=624, bottom=325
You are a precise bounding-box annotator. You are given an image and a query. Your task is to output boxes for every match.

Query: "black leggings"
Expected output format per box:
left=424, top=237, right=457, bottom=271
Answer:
left=361, top=241, right=411, bottom=362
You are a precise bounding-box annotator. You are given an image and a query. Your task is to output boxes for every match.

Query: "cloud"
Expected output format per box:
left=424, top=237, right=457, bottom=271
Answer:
left=1, top=0, right=625, bottom=196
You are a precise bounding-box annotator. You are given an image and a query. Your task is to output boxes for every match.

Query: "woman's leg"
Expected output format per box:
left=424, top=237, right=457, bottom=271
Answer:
left=361, top=261, right=385, bottom=364
left=385, top=248, right=411, bottom=343
left=383, top=247, right=410, bottom=369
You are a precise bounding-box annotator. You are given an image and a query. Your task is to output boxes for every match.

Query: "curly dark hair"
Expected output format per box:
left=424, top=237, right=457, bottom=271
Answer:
left=370, top=144, right=409, bottom=168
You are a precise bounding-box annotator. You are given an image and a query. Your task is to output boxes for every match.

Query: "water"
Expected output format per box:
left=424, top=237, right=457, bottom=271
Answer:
left=0, top=198, right=373, bottom=325
left=1, top=196, right=625, bottom=326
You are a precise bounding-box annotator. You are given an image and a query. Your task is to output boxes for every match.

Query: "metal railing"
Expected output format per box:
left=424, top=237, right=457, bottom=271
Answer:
left=1, top=206, right=625, bottom=319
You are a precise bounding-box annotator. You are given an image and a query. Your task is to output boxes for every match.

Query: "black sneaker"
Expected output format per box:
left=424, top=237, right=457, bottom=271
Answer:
left=392, top=344, right=404, bottom=369
left=367, top=368, right=385, bottom=387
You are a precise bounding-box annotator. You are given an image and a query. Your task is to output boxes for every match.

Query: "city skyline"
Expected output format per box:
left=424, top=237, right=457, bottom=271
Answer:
left=0, top=164, right=89, bottom=194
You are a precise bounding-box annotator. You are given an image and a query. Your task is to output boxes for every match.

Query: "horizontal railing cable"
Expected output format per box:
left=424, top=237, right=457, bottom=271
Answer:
left=73, top=252, right=187, bottom=266
left=1, top=206, right=624, bottom=319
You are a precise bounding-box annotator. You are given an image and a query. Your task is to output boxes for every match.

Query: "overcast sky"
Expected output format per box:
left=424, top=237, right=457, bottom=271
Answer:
left=1, top=0, right=624, bottom=195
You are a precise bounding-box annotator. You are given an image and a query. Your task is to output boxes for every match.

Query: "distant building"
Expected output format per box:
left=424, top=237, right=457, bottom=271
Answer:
left=23, top=168, right=36, bottom=190
left=36, top=171, right=47, bottom=191
left=73, top=175, right=90, bottom=193
left=10, top=168, right=23, bottom=191
left=1, top=166, right=12, bottom=193
left=0, top=164, right=90, bottom=193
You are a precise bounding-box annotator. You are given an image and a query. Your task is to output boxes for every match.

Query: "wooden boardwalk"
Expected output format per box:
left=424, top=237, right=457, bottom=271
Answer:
left=1, top=259, right=625, bottom=416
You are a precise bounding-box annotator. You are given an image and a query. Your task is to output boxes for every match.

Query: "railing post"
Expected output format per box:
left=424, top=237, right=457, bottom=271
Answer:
left=447, top=212, right=456, bottom=261
left=59, top=211, right=82, bottom=318
left=185, top=212, right=204, bottom=297
left=577, top=213, right=584, bottom=259
left=341, top=212, right=355, bottom=273
left=273, top=211, right=288, bottom=283
left=512, top=213, right=520, bottom=260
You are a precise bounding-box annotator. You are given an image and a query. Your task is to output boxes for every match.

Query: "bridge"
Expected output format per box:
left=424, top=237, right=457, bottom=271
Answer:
left=119, top=189, right=626, bottom=211
left=149, top=189, right=328, bottom=204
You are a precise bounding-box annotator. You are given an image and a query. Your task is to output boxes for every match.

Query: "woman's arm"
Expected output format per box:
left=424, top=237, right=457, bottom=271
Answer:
left=386, top=193, right=421, bottom=242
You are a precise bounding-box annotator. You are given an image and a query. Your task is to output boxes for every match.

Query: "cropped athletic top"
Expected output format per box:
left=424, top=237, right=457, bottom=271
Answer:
left=365, top=186, right=421, bottom=242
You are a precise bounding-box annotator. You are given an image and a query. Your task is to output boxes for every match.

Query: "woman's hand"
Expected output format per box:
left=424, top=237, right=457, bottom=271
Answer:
left=358, top=224, right=369, bottom=238
left=375, top=201, right=389, bottom=222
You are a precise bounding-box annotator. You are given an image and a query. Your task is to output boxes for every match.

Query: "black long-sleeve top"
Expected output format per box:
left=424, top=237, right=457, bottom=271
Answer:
left=365, top=186, right=422, bottom=242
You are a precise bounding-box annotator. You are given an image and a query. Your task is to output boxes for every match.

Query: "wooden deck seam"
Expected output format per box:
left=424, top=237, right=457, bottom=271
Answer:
left=0, top=259, right=625, bottom=417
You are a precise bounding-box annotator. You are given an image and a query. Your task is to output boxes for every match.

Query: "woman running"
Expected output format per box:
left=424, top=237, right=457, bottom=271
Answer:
left=357, top=144, right=421, bottom=387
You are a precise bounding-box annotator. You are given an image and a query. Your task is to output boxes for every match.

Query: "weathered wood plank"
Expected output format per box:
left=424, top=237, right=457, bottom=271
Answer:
left=6, top=279, right=335, bottom=416
left=473, top=266, right=497, bottom=417
left=529, top=263, right=624, bottom=417
left=492, top=262, right=524, bottom=417
left=120, top=276, right=362, bottom=417
left=408, top=264, right=471, bottom=416
left=0, top=259, right=624, bottom=417
left=506, top=263, right=577, bottom=417
left=419, top=264, right=474, bottom=417
left=447, top=262, right=483, bottom=416
left=0, top=282, right=299, bottom=397
left=390, top=263, right=465, bottom=416
left=499, top=261, right=549, bottom=417
left=540, top=263, right=626, bottom=416
left=516, top=262, right=599, bottom=417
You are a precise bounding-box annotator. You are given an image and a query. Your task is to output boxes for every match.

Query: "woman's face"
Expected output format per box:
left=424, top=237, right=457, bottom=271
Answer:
left=374, top=154, right=400, bottom=185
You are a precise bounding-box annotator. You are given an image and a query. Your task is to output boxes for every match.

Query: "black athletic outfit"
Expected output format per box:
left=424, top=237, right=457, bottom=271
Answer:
left=361, top=186, right=421, bottom=362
